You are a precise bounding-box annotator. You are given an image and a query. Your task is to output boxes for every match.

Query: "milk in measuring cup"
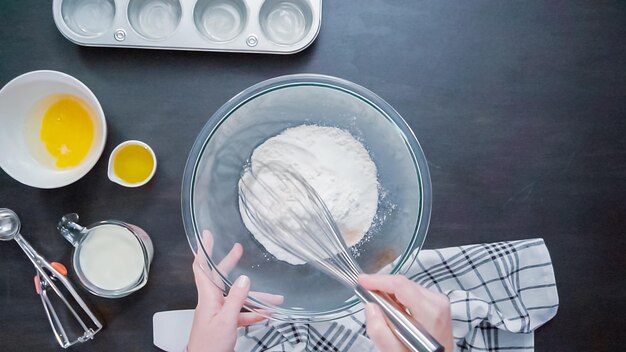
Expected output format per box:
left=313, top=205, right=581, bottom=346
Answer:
left=78, top=224, right=145, bottom=291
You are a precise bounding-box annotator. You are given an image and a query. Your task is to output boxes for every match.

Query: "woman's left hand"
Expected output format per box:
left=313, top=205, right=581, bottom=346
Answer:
left=187, top=230, right=282, bottom=352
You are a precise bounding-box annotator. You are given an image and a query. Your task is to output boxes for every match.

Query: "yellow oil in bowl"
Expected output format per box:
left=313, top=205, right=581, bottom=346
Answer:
left=109, top=141, right=156, bottom=187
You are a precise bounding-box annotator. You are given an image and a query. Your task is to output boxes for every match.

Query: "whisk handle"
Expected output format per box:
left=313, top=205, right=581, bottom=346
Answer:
left=355, top=285, right=445, bottom=352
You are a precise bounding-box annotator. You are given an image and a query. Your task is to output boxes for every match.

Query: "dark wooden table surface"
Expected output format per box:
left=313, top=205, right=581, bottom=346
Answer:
left=1, top=1, right=625, bottom=351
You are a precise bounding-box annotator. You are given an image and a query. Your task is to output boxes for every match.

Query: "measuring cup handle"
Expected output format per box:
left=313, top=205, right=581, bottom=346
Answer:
left=57, top=213, right=86, bottom=247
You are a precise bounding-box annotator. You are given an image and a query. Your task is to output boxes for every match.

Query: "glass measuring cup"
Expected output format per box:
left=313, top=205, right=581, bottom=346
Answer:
left=57, top=213, right=154, bottom=298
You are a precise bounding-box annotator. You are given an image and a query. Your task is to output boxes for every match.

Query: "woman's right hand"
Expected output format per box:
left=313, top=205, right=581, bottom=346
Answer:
left=359, top=274, right=454, bottom=352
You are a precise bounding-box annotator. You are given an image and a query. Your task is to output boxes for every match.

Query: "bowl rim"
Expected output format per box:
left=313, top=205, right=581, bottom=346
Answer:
left=0, top=70, right=107, bottom=189
left=181, top=73, right=432, bottom=322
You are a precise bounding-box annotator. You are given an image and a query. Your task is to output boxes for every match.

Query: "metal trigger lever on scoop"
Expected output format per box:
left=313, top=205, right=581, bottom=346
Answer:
left=239, top=163, right=444, bottom=352
left=0, top=208, right=103, bottom=348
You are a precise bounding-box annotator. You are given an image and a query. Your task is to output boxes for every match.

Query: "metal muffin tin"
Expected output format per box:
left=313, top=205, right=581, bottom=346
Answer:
left=52, top=0, right=321, bottom=54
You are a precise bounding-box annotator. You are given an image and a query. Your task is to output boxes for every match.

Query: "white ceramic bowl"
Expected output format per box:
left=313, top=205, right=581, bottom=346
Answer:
left=0, top=70, right=107, bottom=188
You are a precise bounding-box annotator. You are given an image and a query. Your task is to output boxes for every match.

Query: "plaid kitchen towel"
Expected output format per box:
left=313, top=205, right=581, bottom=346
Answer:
left=235, top=238, right=559, bottom=352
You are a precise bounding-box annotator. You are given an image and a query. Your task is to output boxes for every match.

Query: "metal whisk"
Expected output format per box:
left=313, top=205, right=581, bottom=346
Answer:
left=239, top=162, right=444, bottom=352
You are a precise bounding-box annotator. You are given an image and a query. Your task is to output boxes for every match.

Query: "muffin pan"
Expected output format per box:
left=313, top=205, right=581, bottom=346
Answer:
left=52, top=0, right=321, bottom=54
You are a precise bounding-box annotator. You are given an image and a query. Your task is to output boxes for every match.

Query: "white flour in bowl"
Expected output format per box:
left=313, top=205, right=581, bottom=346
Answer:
left=238, top=125, right=379, bottom=265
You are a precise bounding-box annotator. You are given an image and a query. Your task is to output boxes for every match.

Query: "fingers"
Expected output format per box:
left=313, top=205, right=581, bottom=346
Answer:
left=237, top=312, right=268, bottom=326
left=194, top=230, right=216, bottom=281
left=192, top=251, right=216, bottom=294
left=249, top=291, right=285, bottom=306
left=359, top=274, right=428, bottom=316
left=200, top=228, right=242, bottom=278
left=219, top=275, right=251, bottom=324
left=360, top=275, right=455, bottom=352
left=217, top=243, right=243, bottom=274
left=359, top=274, right=416, bottom=295
left=193, top=230, right=225, bottom=314
left=236, top=291, right=283, bottom=327
left=193, top=251, right=223, bottom=314
left=193, top=248, right=212, bottom=278
left=194, top=230, right=272, bottom=330
left=196, top=230, right=243, bottom=291
left=199, top=230, right=214, bottom=255
left=364, top=303, right=406, bottom=352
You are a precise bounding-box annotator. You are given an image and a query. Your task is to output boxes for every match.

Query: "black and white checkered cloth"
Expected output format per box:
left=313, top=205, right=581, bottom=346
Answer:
left=235, top=238, right=559, bottom=352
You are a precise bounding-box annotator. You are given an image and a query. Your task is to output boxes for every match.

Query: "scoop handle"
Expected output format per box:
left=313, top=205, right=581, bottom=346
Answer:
left=15, top=233, right=103, bottom=346
left=355, top=285, right=444, bottom=352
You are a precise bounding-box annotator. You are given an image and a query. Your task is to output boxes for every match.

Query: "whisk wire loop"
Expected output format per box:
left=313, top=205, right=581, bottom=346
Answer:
left=239, top=164, right=360, bottom=287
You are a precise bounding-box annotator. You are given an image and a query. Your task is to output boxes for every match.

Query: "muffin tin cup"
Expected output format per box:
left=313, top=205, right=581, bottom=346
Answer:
left=53, top=0, right=321, bottom=54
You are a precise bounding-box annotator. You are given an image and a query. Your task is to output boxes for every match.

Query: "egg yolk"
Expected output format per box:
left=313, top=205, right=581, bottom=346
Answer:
left=40, top=97, right=94, bottom=168
left=113, top=144, right=155, bottom=184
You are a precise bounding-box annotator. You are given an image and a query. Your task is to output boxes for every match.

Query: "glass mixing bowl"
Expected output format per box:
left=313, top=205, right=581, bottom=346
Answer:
left=181, top=74, right=431, bottom=322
